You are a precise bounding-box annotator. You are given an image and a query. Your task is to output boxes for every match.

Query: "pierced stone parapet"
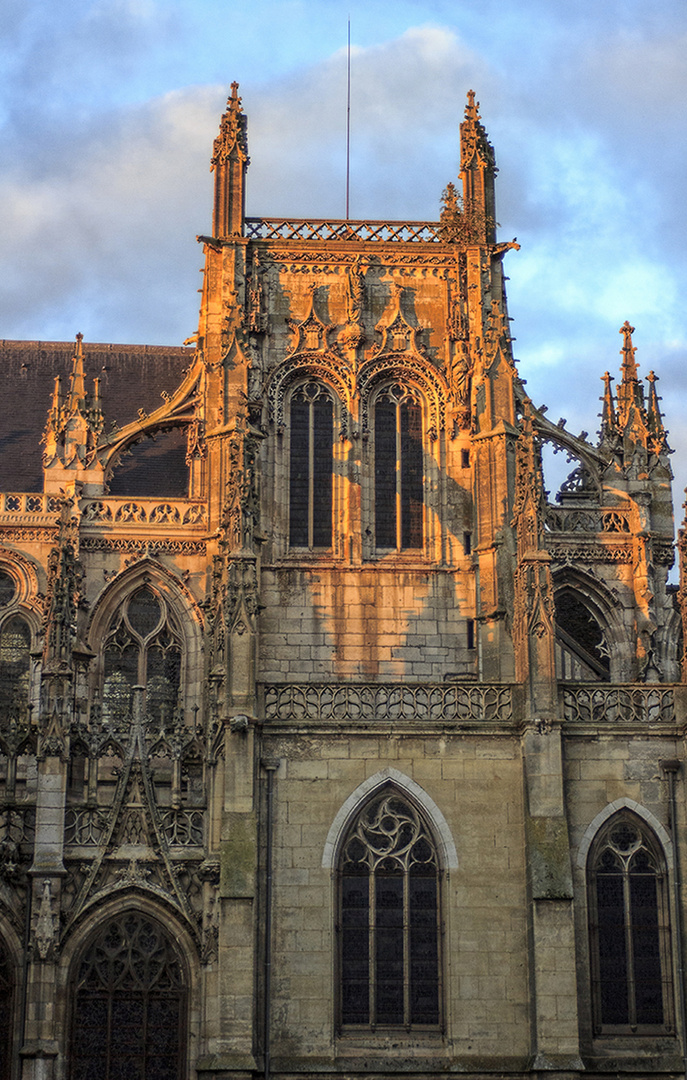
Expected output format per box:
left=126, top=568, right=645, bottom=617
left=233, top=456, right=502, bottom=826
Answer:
left=81, top=498, right=207, bottom=529
left=0, top=493, right=61, bottom=525
left=544, top=506, right=631, bottom=534
left=263, top=682, right=513, bottom=723
left=561, top=684, right=676, bottom=724
left=245, top=218, right=442, bottom=243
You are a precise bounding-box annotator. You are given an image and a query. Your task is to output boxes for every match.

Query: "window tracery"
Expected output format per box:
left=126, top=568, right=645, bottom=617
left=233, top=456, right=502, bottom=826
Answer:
left=101, top=586, right=182, bottom=726
left=587, top=813, right=673, bottom=1033
left=289, top=380, right=335, bottom=550
left=373, top=385, right=423, bottom=551
left=0, top=570, right=31, bottom=726
left=70, top=911, right=187, bottom=1080
left=338, top=790, right=440, bottom=1028
left=555, top=589, right=610, bottom=682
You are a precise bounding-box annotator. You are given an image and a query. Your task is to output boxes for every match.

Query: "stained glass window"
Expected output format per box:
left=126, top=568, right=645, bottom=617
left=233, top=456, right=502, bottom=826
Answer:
left=374, top=385, right=423, bottom=551
left=0, top=615, right=30, bottom=724
left=588, top=814, right=673, bottom=1033
left=339, top=791, right=440, bottom=1028
left=70, top=912, right=186, bottom=1080
left=102, top=587, right=182, bottom=725
left=289, top=382, right=334, bottom=549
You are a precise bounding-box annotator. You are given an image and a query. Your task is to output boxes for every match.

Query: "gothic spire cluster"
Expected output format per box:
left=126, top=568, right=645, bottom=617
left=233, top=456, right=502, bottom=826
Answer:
left=43, top=333, right=103, bottom=471
left=598, top=321, right=668, bottom=459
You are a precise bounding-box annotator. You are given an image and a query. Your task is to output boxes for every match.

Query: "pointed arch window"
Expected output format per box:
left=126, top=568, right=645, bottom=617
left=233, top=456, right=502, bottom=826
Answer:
left=289, top=381, right=334, bottom=549
left=374, top=385, right=423, bottom=551
left=338, top=790, right=440, bottom=1028
left=555, top=589, right=610, bottom=681
left=70, top=912, right=187, bottom=1080
left=0, top=568, right=31, bottom=724
left=102, top=586, right=182, bottom=725
left=588, top=814, right=673, bottom=1033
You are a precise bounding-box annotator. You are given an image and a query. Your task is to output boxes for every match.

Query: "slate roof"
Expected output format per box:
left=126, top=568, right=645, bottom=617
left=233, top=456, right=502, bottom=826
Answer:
left=0, top=340, right=195, bottom=493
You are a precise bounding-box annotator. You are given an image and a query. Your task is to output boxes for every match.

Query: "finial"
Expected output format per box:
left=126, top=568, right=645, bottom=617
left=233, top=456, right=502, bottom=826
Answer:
left=465, top=90, right=480, bottom=120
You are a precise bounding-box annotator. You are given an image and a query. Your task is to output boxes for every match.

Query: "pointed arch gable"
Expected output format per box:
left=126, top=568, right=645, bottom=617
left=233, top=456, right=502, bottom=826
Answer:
left=358, top=354, right=449, bottom=440
left=577, top=798, right=673, bottom=870
left=267, top=353, right=353, bottom=433
left=87, top=559, right=204, bottom=650
left=322, top=767, right=458, bottom=870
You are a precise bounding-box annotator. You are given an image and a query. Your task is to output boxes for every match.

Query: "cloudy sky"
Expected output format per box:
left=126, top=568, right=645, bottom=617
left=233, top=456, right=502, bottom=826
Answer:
left=2, top=0, right=686, bottom=513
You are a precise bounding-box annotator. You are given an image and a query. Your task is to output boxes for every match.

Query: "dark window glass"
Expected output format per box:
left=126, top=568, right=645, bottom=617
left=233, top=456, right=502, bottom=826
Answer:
left=0, top=940, right=13, bottom=1080
left=101, top=590, right=181, bottom=726
left=0, top=572, right=15, bottom=608
left=289, top=383, right=333, bottom=549
left=339, top=791, right=440, bottom=1028
left=0, top=616, right=30, bottom=723
left=70, top=912, right=186, bottom=1080
left=374, top=387, right=423, bottom=551
left=589, top=815, right=672, bottom=1032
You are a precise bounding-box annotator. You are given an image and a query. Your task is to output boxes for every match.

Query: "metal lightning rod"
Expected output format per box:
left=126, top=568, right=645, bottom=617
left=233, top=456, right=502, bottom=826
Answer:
left=346, top=17, right=351, bottom=220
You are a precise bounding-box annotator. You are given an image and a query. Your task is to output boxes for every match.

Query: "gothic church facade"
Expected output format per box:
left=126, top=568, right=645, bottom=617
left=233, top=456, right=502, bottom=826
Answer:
left=0, top=86, right=686, bottom=1080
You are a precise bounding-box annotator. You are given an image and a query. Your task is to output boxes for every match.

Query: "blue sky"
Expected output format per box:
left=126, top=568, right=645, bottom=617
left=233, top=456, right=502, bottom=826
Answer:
left=2, top=0, right=686, bottom=512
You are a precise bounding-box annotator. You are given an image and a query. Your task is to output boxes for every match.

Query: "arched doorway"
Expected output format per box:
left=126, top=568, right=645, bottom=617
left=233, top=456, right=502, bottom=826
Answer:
left=70, top=911, right=187, bottom=1080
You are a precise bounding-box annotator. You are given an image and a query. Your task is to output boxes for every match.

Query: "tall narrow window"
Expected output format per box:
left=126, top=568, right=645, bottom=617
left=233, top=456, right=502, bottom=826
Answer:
left=588, top=814, right=673, bottom=1033
left=102, top=587, right=182, bottom=725
left=0, top=940, right=13, bottom=1080
left=289, top=382, right=333, bottom=549
left=70, top=912, right=186, bottom=1080
left=0, top=614, right=30, bottom=723
left=374, top=385, right=423, bottom=551
left=339, top=790, right=440, bottom=1028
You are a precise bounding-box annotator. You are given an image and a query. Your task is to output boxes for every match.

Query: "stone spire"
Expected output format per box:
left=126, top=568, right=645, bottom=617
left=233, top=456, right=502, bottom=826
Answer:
left=616, top=320, right=645, bottom=429
left=599, top=371, right=617, bottom=444
left=459, top=90, right=496, bottom=244
left=211, top=81, right=249, bottom=238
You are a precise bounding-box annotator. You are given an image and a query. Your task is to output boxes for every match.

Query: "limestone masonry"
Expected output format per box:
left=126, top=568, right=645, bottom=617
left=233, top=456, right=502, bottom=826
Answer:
left=0, top=85, right=686, bottom=1080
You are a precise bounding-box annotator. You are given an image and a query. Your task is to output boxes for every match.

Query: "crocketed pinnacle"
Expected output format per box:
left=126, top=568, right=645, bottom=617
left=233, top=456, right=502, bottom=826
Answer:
left=211, top=81, right=248, bottom=170
left=599, top=371, right=617, bottom=443
left=646, top=370, right=669, bottom=454
left=616, top=320, right=644, bottom=427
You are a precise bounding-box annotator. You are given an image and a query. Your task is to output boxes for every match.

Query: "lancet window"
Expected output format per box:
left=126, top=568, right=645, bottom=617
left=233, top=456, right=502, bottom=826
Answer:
left=587, top=813, right=673, bottom=1033
left=0, top=570, right=31, bottom=724
left=289, top=381, right=334, bottom=549
left=69, top=912, right=187, bottom=1080
left=338, top=790, right=440, bottom=1028
left=374, top=385, right=423, bottom=551
left=101, top=586, right=182, bottom=725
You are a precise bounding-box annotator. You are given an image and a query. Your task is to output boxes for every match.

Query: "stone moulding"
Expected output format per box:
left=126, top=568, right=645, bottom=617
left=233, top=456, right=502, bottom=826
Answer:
left=560, top=684, right=676, bottom=724
left=262, top=681, right=513, bottom=723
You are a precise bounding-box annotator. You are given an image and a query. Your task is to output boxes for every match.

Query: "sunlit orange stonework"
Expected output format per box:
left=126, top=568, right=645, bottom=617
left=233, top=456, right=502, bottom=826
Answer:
left=0, top=86, right=685, bottom=1080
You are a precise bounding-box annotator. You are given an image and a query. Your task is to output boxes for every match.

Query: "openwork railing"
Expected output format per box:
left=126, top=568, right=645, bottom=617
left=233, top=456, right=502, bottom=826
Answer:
left=81, top=499, right=207, bottom=528
left=561, top=685, right=676, bottom=724
left=0, top=805, right=36, bottom=848
left=65, top=807, right=109, bottom=846
left=263, top=682, right=513, bottom=723
left=65, top=806, right=205, bottom=847
left=245, top=217, right=443, bottom=243
left=544, top=507, right=631, bottom=534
